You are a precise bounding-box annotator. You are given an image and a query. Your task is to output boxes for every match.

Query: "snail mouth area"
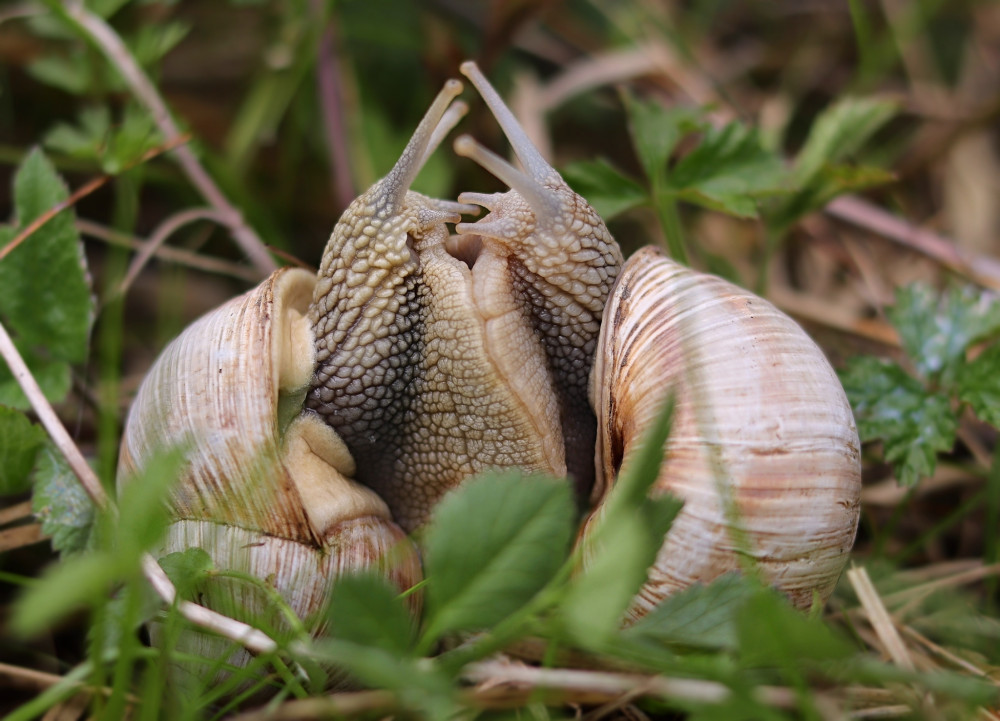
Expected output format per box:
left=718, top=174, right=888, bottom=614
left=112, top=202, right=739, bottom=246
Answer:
left=445, top=233, right=483, bottom=269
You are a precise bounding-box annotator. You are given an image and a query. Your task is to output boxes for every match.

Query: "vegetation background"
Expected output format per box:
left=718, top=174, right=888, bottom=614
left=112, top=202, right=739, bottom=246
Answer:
left=1, top=0, right=1000, bottom=719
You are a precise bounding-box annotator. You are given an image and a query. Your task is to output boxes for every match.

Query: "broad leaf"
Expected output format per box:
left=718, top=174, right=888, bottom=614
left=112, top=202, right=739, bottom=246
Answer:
left=0, top=406, right=45, bottom=495
left=31, top=445, right=96, bottom=557
left=422, top=472, right=575, bottom=640
left=623, top=573, right=756, bottom=651
left=623, top=93, right=704, bottom=183
left=310, top=639, right=458, bottom=720
left=666, top=122, right=790, bottom=218
left=562, top=159, right=648, bottom=220
left=736, top=587, right=854, bottom=667
left=793, top=97, right=898, bottom=184
left=0, top=149, right=94, bottom=371
left=0, top=342, right=72, bottom=410
left=840, top=356, right=957, bottom=486
left=326, top=572, right=416, bottom=655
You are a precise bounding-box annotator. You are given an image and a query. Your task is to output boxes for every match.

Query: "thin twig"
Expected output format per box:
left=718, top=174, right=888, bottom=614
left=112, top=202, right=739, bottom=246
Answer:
left=0, top=316, right=280, bottom=657
left=848, top=566, right=916, bottom=671
left=116, top=208, right=232, bottom=297
left=0, top=661, right=138, bottom=703
left=826, top=196, right=1000, bottom=291
left=0, top=523, right=45, bottom=553
left=0, top=133, right=192, bottom=263
left=0, top=320, right=107, bottom=506
left=76, top=219, right=261, bottom=283
left=62, top=3, right=276, bottom=277
left=464, top=660, right=796, bottom=708
left=0, top=500, right=34, bottom=527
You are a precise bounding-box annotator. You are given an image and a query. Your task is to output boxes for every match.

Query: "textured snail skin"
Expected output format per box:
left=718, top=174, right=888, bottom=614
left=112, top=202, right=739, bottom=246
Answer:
left=307, top=71, right=621, bottom=531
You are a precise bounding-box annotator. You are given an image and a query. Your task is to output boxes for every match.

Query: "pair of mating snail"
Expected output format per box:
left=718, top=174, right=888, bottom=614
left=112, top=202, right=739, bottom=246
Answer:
left=117, top=62, right=862, bottom=671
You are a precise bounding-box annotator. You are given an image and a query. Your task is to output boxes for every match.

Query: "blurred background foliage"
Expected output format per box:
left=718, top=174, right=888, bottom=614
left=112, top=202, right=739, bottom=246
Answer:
left=2, top=0, right=1000, bottom=717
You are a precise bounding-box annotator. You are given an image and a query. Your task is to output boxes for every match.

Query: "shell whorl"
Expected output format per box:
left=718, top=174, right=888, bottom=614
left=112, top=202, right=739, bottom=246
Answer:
left=587, top=247, right=862, bottom=615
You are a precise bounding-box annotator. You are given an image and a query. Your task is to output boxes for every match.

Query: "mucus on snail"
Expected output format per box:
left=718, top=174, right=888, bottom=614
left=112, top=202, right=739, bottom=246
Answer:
left=117, top=60, right=862, bottom=677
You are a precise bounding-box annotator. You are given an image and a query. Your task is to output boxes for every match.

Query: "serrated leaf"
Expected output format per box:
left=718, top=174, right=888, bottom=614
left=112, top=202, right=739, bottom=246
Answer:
left=623, top=93, right=705, bottom=183
left=794, top=97, right=898, bottom=185
left=622, top=573, right=755, bottom=651
left=666, top=122, right=791, bottom=218
left=736, top=587, right=854, bottom=667
left=840, top=356, right=957, bottom=486
left=890, top=284, right=1000, bottom=382
left=0, top=406, right=46, bottom=495
left=422, top=472, right=575, bottom=640
left=31, top=445, right=96, bottom=557
left=958, top=345, right=1000, bottom=428
left=562, top=159, right=648, bottom=220
left=0, top=149, right=94, bottom=367
left=326, top=573, right=416, bottom=655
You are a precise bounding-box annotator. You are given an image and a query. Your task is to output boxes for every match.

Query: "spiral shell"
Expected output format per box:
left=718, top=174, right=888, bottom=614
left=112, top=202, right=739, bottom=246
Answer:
left=586, top=247, right=862, bottom=616
left=117, top=267, right=421, bottom=683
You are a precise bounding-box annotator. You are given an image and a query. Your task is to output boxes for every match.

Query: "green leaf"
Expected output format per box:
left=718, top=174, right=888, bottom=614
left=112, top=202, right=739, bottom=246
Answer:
left=890, top=284, right=1000, bottom=382
left=622, top=93, right=705, bottom=183
left=561, top=396, right=682, bottom=645
left=958, top=345, right=1000, bottom=428
left=27, top=53, right=95, bottom=95
left=158, top=547, right=214, bottom=598
left=0, top=149, right=94, bottom=367
left=666, top=122, right=791, bottom=218
left=44, top=106, right=113, bottom=162
left=561, top=159, right=648, bottom=220
left=309, top=639, right=458, bottom=720
left=0, top=346, right=72, bottom=410
left=10, top=550, right=119, bottom=637
left=31, top=445, right=96, bottom=557
left=736, top=587, right=855, bottom=667
left=127, top=22, right=191, bottom=73
left=113, top=447, right=186, bottom=563
left=326, top=573, right=416, bottom=655
left=840, top=356, right=957, bottom=486
left=0, top=406, right=45, bottom=495
left=622, top=573, right=756, bottom=652
left=422, top=472, right=575, bottom=640
left=793, top=97, right=899, bottom=185
left=769, top=164, right=896, bottom=233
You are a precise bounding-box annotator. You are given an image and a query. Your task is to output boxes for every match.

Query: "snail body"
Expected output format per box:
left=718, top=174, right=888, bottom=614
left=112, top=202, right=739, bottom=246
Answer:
left=118, top=61, right=862, bottom=678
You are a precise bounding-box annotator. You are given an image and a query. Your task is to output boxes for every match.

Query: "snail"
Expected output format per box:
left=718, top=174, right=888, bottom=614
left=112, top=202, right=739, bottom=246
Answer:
left=117, top=61, right=862, bottom=677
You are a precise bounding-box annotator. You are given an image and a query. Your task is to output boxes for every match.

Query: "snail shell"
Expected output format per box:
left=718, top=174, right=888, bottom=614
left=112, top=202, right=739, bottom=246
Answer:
left=117, top=267, right=421, bottom=683
left=585, top=247, right=862, bottom=615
